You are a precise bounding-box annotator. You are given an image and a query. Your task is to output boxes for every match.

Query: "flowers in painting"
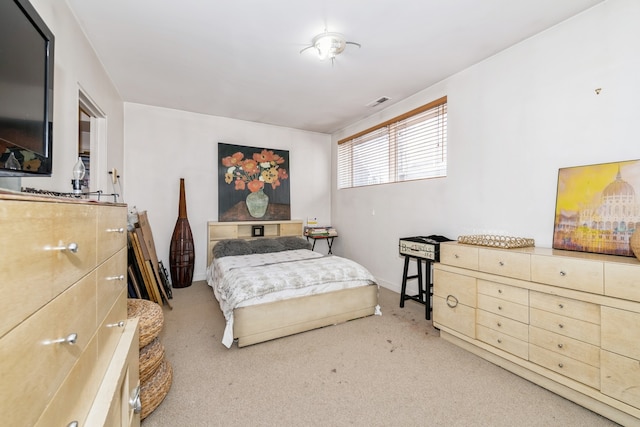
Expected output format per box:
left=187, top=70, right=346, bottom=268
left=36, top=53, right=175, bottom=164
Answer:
left=222, top=149, right=289, bottom=193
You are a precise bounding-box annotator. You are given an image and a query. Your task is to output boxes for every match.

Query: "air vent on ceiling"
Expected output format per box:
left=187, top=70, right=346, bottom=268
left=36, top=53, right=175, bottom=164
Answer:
left=365, top=96, right=391, bottom=107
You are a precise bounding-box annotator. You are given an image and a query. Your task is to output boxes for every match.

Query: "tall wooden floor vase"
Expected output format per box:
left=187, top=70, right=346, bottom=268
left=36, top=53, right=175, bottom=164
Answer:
left=169, top=178, right=195, bottom=288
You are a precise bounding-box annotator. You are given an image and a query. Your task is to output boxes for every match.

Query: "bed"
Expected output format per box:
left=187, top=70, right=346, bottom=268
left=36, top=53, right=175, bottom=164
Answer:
left=206, top=221, right=380, bottom=348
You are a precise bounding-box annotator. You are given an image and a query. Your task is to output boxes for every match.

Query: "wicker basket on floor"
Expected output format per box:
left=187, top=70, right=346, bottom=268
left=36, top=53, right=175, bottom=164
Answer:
left=139, top=337, right=165, bottom=384
left=140, top=359, right=173, bottom=420
left=127, top=298, right=164, bottom=348
left=127, top=298, right=172, bottom=419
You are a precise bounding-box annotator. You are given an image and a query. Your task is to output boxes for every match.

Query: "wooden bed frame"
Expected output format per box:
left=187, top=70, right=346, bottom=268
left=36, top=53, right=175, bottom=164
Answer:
left=207, top=220, right=379, bottom=347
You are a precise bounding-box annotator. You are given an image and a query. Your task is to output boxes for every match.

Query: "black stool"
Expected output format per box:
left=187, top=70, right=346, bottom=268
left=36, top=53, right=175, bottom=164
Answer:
left=399, top=255, right=433, bottom=320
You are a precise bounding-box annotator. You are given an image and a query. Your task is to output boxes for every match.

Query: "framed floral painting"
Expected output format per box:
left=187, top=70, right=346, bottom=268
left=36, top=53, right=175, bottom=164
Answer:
left=553, top=159, right=640, bottom=257
left=218, top=143, right=291, bottom=221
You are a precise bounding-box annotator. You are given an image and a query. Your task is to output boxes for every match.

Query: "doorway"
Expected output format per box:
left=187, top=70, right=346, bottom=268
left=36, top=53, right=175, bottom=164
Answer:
left=78, top=106, right=91, bottom=189
left=78, top=89, right=107, bottom=194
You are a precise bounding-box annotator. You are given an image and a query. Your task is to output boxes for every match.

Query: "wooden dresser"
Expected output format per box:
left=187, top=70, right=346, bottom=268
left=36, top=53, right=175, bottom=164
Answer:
left=0, top=192, right=140, bottom=427
left=433, top=241, right=640, bottom=425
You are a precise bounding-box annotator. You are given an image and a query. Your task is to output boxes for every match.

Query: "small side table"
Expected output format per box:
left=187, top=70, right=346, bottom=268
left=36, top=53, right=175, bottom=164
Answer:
left=306, top=235, right=337, bottom=254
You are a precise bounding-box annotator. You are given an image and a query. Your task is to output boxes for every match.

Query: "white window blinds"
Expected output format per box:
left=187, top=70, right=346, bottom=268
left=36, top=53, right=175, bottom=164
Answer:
left=338, top=96, right=447, bottom=189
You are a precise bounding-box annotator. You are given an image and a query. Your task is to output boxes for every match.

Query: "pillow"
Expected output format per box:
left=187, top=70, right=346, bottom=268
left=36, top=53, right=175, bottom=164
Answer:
left=275, top=236, right=312, bottom=251
left=247, top=238, right=285, bottom=254
left=212, top=239, right=252, bottom=258
left=212, top=236, right=312, bottom=258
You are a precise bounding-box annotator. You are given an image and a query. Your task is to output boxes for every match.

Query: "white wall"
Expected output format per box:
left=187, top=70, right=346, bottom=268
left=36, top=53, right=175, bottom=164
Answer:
left=24, top=0, right=124, bottom=194
left=19, top=0, right=638, bottom=296
left=123, top=103, right=332, bottom=281
left=331, top=0, right=640, bottom=294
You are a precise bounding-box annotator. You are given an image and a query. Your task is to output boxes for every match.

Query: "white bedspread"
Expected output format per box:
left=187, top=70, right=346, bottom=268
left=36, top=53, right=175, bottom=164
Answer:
left=206, top=249, right=377, bottom=347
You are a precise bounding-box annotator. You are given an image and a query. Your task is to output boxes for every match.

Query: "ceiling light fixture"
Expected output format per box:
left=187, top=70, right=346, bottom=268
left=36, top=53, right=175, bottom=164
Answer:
left=300, top=31, right=361, bottom=64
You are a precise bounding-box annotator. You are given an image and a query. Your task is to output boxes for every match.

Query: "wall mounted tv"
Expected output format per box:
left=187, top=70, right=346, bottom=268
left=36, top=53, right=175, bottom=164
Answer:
left=0, top=0, right=55, bottom=177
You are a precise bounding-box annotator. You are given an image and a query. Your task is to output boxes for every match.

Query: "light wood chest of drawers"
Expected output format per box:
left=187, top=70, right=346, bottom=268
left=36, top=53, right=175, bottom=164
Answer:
left=0, top=193, right=140, bottom=427
left=434, top=242, right=640, bottom=426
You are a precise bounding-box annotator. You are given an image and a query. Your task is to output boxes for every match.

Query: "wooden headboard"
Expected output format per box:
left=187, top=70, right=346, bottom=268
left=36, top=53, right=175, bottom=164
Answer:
left=207, top=220, right=304, bottom=266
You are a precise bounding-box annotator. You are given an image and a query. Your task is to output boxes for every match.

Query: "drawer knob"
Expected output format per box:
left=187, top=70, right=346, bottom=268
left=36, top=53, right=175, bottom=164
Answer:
left=498, top=289, right=503, bottom=294
left=558, top=324, right=564, bottom=329
left=559, top=271, right=566, bottom=276
left=499, top=261, right=504, bottom=266
left=558, top=343, right=564, bottom=349
left=46, top=333, right=78, bottom=345
left=558, top=363, right=564, bottom=368
left=454, top=254, right=460, bottom=259
left=558, top=303, right=564, bottom=309
left=498, top=306, right=503, bottom=311
left=106, top=275, right=125, bottom=281
left=497, top=339, right=502, bottom=344
left=130, top=385, right=142, bottom=414
left=106, top=321, right=125, bottom=328
left=497, top=322, right=502, bottom=327
left=48, top=242, right=79, bottom=253
left=106, top=227, right=125, bottom=233
left=446, top=295, right=459, bottom=308
left=67, top=422, right=79, bottom=427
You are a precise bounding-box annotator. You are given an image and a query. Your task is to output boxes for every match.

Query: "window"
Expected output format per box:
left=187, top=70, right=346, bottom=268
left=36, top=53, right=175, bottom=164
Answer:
left=338, top=96, right=447, bottom=189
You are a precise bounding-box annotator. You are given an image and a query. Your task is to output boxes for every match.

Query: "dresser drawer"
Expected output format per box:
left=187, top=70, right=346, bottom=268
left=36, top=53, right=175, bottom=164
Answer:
left=529, top=344, right=600, bottom=389
left=530, top=291, right=600, bottom=324
left=96, top=288, right=129, bottom=381
left=85, top=318, right=140, bottom=427
left=531, top=254, right=603, bottom=294
left=433, top=268, right=476, bottom=307
left=34, top=335, right=101, bottom=427
left=601, top=350, right=640, bottom=410
left=477, top=293, right=528, bottom=323
left=477, top=310, right=528, bottom=341
left=604, top=262, right=640, bottom=302
left=97, top=205, right=127, bottom=264
left=97, top=248, right=128, bottom=323
left=477, top=279, right=529, bottom=305
left=0, top=272, right=98, bottom=427
left=477, top=324, right=528, bottom=359
left=479, top=248, right=530, bottom=280
left=433, top=295, right=476, bottom=338
left=530, top=308, right=600, bottom=346
left=440, top=243, right=478, bottom=270
left=529, top=326, right=599, bottom=367
left=1, top=200, right=55, bottom=338
left=53, top=203, right=97, bottom=291
left=601, top=307, right=640, bottom=359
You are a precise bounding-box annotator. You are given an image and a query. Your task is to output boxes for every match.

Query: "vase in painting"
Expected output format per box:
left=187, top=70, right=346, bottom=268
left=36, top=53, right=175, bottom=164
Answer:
left=246, top=188, right=269, bottom=218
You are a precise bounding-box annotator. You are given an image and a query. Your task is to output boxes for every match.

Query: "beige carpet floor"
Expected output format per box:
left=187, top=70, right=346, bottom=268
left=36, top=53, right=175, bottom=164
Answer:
left=140, top=281, right=618, bottom=427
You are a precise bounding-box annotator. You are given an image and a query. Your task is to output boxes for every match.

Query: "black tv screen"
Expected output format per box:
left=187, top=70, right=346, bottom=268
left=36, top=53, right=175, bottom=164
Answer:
left=0, top=0, right=54, bottom=176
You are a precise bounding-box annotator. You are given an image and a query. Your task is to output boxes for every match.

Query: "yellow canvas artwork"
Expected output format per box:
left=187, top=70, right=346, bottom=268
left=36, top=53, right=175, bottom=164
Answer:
left=553, top=159, right=640, bottom=256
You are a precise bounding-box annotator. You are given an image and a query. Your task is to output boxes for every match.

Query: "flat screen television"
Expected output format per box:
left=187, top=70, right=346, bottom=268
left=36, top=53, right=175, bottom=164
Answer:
left=0, top=0, right=54, bottom=177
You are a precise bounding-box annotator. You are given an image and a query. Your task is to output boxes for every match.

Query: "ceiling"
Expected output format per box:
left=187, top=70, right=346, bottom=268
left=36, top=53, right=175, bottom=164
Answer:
left=65, top=0, right=603, bottom=134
